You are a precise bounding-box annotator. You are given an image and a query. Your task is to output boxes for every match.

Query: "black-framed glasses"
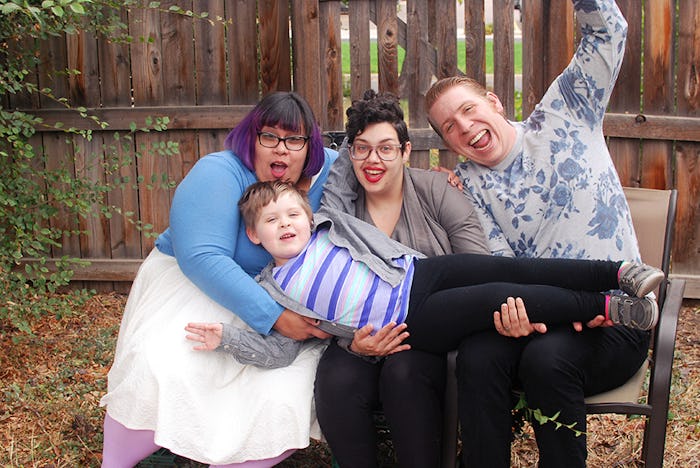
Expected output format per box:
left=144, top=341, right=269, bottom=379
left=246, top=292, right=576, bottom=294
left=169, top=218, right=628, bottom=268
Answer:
left=349, top=143, right=403, bottom=161
left=257, top=131, right=309, bottom=151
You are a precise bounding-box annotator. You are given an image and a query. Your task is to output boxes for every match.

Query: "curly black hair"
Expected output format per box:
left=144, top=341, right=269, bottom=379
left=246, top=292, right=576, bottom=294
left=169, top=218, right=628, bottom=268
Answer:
left=345, top=89, right=409, bottom=146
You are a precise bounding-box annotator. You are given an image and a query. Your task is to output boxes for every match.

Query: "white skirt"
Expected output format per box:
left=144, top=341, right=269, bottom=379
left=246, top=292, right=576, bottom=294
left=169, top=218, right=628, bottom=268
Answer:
left=100, top=248, right=327, bottom=464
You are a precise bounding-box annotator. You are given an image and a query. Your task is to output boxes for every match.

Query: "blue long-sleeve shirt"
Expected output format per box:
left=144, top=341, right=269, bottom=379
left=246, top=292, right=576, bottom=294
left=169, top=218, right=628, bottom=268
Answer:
left=155, top=148, right=337, bottom=334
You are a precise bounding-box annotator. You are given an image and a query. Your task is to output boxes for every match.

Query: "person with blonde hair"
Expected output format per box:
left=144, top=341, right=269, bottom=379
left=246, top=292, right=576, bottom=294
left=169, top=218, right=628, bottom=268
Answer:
left=426, top=1, right=646, bottom=466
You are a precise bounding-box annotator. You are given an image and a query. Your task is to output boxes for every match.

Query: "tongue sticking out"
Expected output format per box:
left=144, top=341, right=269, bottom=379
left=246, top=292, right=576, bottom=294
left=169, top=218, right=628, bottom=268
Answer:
left=271, top=163, right=287, bottom=178
left=471, top=130, right=490, bottom=149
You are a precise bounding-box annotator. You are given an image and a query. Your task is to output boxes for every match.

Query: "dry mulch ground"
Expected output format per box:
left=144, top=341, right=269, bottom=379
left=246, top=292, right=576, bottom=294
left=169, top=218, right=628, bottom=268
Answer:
left=1, top=293, right=698, bottom=467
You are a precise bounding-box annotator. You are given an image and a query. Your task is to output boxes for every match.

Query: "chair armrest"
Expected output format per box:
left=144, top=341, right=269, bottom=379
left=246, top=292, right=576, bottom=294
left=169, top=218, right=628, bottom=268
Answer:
left=648, top=278, right=685, bottom=406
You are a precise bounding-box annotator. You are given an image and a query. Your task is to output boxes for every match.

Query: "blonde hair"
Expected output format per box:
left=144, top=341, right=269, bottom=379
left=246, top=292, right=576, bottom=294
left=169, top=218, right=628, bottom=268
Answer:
left=425, top=76, right=491, bottom=136
left=238, top=180, right=313, bottom=229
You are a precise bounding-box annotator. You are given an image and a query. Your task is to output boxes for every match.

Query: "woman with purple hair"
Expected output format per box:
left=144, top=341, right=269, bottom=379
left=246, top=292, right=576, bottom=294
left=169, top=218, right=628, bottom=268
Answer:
left=99, top=92, right=337, bottom=467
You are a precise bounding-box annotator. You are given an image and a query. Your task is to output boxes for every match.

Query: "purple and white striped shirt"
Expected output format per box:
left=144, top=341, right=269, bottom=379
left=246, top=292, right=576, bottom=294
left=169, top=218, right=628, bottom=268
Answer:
left=271, top=229, right=415, bottom=332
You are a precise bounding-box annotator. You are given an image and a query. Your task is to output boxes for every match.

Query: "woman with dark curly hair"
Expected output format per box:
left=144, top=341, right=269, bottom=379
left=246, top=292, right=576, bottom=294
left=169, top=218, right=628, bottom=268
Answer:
left=312, top=89, right=489, bottom=467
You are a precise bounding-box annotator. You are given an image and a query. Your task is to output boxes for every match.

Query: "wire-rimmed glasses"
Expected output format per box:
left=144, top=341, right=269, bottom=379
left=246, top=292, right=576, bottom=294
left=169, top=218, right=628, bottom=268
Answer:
left=257, top=131, right=309, bottom=151
left=349, top=143, right=403, bottom=161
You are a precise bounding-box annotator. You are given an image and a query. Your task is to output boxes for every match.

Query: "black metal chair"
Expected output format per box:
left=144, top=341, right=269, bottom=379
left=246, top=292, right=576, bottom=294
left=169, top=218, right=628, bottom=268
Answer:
left=442, top=187, right=686, bottom=468
left=584, top=187, right=685, bottom=468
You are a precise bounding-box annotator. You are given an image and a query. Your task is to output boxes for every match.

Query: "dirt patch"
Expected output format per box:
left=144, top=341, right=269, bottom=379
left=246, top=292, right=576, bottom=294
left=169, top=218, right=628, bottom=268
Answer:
left=1, top=294, right=698, bottom=467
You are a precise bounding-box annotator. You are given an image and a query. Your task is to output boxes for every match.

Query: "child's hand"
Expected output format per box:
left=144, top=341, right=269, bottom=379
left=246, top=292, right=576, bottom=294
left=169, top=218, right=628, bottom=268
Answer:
left=185, top=322, right=223, bottom=351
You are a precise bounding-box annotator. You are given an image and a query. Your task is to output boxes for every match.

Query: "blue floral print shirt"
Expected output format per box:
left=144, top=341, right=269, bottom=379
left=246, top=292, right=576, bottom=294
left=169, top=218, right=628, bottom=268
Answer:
left=456, top=0, right=640, bottom=262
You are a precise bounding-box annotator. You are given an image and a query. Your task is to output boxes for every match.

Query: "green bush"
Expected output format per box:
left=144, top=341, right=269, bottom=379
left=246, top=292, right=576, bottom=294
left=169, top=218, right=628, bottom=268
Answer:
left=0, top=0, right=181, bottom=335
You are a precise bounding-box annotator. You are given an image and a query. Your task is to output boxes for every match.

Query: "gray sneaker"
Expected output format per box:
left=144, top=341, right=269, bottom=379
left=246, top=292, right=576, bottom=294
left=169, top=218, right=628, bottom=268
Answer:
left=618, top=262, right=665, bottom=297
left=608, top=294, right=659, bottom=331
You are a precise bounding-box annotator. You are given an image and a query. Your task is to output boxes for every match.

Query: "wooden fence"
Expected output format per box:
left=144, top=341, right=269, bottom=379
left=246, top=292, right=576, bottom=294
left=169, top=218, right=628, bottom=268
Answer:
left=6, top=0, right=700, bottom=296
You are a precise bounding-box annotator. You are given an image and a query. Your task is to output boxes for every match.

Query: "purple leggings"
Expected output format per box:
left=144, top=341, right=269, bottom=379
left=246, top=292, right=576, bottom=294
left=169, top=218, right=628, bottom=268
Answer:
left=101, top=413, right=295, bottom=468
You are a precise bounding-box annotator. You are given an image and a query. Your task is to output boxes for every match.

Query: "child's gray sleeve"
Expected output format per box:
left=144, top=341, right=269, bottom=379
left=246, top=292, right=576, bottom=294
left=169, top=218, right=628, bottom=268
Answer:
left=217, top=323, right=304, bottom=369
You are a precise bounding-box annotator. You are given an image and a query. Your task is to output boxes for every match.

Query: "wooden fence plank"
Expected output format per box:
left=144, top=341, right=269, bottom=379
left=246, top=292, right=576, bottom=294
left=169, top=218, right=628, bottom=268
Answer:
left=431, top=0, right=459, bottom=169
left=6, top=35, right=40, bottom=109
left=43, top=133, right=82, bottom=261
left=259, top=0, right=290, bottom=96
left=319, top=1, right=344, bottom=130
left=161, top=0, right=196, bottom=106
left=68, top=28, right=113, bottom=292
left=674, top=143, right=700, bottom=297
left=197, top=129, right=230, bottom=157
left=194, top=1, right=228, bottom=167
left=106, top=137, right=143, bottom=264
left=463, top=0, right=485, bottom=85
left=376, top=0, right=399, bottom=96
left=521, top=0, right=544, bottom=117
left=673, top=0, right=700, bottom=296
left=641, top=0, right=675, bottom=189
left=194, top=1, right=227, bottom=105
left=405, top=0, right=430, bottom=169
left=608, top=0, right=642, bottom=187
left=130, top=8, right=163, bottom=105
left=22, top=258, right=143, bottom=282
left=159, top=0, right=197, bottom=254
left=98, top=11, right=132, bottom=107
left=227, top=0, right=260, bottom=104
left=348, top=0, right=372, bottom=101
left=492, top=0, right=515, bottom=119
left=24, top=106, right=700, bottom=141
left=36, top=33, right=83, bottom=280
left=544, top=1, right=574, bottom=86
left=97, top=8, right=140, bottom=294
left=291, top=0, right=322, bottom=118
left=430, top=0, right=457, bottom=81
left=25, top=107, right=700, bottom=143
left=129, top=6, right=169, bottom=255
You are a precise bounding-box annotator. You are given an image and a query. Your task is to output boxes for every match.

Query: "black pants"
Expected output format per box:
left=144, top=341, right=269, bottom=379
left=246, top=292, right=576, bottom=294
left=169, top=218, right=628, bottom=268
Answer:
left=404, top=254, right=621, bottom=353
left=314, top=342, right=446, bottom=468
left=456, top=326, right=649, bottom=468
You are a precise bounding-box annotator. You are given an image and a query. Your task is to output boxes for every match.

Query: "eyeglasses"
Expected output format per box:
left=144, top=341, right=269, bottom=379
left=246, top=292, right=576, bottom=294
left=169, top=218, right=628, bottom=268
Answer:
left=257, top=131, right=309, bottom=151
left=349, top=143, right=403, bottom=161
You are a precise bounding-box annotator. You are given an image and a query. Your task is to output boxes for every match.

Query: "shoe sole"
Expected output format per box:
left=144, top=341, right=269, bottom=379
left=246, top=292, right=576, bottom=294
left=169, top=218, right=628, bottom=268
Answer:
left=638, top=299, right=659, bottom=330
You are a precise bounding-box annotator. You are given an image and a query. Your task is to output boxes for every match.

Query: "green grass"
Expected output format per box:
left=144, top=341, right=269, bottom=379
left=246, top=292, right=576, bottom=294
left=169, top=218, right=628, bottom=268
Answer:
left=341, top=39, right=523, bottom=75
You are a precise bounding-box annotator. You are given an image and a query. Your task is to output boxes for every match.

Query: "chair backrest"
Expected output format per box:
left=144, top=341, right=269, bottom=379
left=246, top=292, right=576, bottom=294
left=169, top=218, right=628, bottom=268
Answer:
left=622, top=187, right=677, bottom=304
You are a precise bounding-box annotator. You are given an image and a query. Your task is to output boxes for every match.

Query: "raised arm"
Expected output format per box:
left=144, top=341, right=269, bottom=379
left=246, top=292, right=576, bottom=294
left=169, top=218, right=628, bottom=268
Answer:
left=539, top=0, right=627, bottom=129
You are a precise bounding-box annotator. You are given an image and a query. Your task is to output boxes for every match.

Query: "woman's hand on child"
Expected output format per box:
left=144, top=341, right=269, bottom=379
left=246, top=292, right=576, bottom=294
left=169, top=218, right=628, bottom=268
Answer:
left=350, top=322, right=411, bottom=356
left=185, top=322, right=224, bottom=351
left=494, top=297, right=547, bottom=337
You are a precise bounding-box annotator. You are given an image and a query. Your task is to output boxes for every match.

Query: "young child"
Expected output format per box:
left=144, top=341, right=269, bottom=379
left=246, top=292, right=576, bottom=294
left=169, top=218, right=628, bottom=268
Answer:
left=185, top=181, right=664, bottom=368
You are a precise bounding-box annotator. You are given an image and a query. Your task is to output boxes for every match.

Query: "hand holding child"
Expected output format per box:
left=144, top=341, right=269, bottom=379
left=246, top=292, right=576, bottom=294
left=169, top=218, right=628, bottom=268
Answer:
left=494, top=297, right=547, bottom=337
left=185, top=322, right=224, bottom=351
left=350, top=322, right=411, bottom=356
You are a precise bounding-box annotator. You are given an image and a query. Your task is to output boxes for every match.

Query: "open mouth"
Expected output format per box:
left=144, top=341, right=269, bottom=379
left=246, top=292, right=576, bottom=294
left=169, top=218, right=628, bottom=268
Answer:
left=470, top=129, right=489, bottom=148
left=271, top=162, right=288, bottom=178
left=363, top=167, right=385, bottom=183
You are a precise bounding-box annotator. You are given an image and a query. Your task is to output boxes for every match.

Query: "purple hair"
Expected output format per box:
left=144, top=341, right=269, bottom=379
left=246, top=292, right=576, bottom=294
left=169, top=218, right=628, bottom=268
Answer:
left=224, top=92, right=325, bottom=178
